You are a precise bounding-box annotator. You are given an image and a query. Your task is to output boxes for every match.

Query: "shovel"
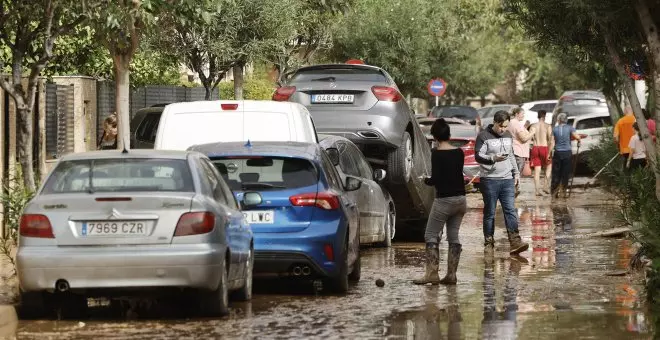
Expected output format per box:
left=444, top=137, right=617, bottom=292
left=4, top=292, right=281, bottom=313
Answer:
left=567, top=143, right=580, bottom=198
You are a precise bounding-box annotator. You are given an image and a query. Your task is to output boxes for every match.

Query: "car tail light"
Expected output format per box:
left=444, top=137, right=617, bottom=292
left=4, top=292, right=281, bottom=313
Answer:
left=221, top=103, right=238, bottom=110
left=324, top=244, right=335, bottom=261
left=19, top=214, right=54, bottom=238
left=371, top=86, right=402, bottom=102
left=289, top=192, right=340, bottom=210
left=174, top=212, right=216, bottom=236
left=272, top=86, right=296, bottom=101
left=560, top=96, right=574, bottom=102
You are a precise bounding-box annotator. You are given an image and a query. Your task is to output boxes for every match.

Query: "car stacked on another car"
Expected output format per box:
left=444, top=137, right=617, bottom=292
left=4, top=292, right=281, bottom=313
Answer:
left=319, top=134, right=396, bottom=246
left=188, top=141, right=362, bottom=293
left=274, top=63, right=433, bottom=224
left=16, top=150, right=258, bottom=318
left=551, top=90, right=608, bottom=124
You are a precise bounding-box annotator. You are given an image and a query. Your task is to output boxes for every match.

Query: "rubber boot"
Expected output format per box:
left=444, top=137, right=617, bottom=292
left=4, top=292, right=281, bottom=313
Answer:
left=439, top=243, right=462, bottom=285
left=507, top=230, right=529, bottom=255
left=413, top=243, right=441, bottom=285
left=484, top=236, right=495, bottom=256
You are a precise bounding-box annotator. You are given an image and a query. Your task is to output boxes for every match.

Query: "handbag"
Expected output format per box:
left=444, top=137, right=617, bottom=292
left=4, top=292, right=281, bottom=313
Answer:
left=522, top=160, right=532, bottom=177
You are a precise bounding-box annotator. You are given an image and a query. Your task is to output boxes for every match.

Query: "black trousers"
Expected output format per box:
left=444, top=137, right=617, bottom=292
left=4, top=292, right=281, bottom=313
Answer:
left=551, top=150, right=572, bottom=192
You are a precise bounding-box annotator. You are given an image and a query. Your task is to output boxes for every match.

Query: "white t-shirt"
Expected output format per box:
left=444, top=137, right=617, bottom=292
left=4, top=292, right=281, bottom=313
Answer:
left=628, top=134, right=646, bottom=159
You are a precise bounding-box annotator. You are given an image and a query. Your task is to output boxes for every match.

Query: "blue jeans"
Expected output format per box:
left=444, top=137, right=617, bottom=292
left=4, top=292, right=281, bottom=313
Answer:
left=480, top=178, right=519, bottom=238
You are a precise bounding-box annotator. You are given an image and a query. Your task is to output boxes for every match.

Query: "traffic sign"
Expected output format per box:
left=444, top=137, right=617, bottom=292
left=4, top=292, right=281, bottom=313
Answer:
left=427, top=78, right=447, bottom=97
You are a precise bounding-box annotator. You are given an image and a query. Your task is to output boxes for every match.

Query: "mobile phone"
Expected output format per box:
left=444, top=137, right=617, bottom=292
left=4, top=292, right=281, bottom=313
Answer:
left=499, top=153, right=509, bottom=157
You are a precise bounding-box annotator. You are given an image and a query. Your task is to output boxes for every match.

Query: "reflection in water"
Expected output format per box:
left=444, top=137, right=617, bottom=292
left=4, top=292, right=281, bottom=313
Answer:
left=384, top=287, right=462, bottom=339
left=530, top=205, right=556, bottom=269
left=552, top=205, right=574, bottom=275
left=481, top=256, right=521, bottom=340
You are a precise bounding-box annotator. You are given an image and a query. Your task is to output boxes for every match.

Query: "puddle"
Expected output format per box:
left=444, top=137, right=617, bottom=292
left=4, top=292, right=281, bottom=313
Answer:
left=7, top=202, right=654, bottom=339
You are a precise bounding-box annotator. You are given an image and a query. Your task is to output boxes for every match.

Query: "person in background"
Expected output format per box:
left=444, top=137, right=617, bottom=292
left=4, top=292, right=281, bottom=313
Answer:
left=551, top=113, right=581, bottom=198
left=414, top=118, right=467, bottom=285
left=98, top=114, right=118, bottom=150
left=507, top=107, right=535, bottom=196
left=627, top=122, right=648, bottom=170
left=529, top=110, right=554, bottom=196
left=614, top=107, right=636, bottom=167
left=475, top=110, right=529, bottom=256
left=643, top=109, right=656, bottom=143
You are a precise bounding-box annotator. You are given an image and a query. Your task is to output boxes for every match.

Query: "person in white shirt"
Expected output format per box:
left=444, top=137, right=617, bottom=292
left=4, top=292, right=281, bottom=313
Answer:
left=627, top=122, right=648, bottom=170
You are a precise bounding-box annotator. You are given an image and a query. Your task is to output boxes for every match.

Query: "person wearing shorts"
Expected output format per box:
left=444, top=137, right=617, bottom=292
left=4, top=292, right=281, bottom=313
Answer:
left=529, top=110, right=554, bottom=196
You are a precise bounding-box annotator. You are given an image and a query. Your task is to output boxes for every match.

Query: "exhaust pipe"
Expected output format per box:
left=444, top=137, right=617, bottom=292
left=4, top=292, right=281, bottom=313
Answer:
left=302, top=266, right=311, bottom=276
left=292, top=266, right=302, bottom=276
left=55, top=279, right=70, bottom=292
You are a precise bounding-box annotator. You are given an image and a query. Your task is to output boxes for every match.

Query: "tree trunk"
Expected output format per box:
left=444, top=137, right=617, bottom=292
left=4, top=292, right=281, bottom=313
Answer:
left=233, top=64, right=244, bottom=100
left=204, top=85, right=212, bottom=101
left=16, top=106, right=36, bottom=192
left=113, top=54, right=131, bottom=150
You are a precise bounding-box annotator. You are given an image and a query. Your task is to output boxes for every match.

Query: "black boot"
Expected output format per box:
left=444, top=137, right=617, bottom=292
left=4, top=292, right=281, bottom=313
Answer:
left=484, top=236, right=495, bottom=256
left=507, top=230, right=529, bottom=255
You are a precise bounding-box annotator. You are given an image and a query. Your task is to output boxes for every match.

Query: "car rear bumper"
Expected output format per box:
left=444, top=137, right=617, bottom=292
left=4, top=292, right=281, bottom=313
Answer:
left=17, top=244, right=225, bottom=292
left=253, top=230, right=342, bottom=278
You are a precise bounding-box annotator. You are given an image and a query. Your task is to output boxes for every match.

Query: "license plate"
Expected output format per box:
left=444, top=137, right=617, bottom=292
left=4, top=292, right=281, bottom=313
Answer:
left=243, top=210, right=275, bottom=224
left=82, top=221, right=148, bottom=236
left=311, top=94, right=354, bottom=103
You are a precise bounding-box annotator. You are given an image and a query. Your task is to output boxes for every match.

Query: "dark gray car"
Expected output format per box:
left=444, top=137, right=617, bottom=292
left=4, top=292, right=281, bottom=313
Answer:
left=275, top=64, right=433, bottom=221
left=551, top=90, right=608, bottom=124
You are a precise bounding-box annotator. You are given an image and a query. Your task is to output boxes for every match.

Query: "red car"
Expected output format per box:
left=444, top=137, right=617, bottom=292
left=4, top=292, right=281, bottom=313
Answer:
left=416, top=117, right=480, bottom=187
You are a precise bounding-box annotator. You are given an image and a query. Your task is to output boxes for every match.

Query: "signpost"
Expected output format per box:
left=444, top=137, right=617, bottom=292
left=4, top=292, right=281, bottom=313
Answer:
left=427, top=78, right=447, bottom=107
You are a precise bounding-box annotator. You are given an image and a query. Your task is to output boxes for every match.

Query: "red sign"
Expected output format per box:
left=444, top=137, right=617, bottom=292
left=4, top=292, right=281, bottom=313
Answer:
left=427, top=78, right=447, bottom=97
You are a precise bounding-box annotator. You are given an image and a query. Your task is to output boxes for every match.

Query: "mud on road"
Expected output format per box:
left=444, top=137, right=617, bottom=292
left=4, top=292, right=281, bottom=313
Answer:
left=1, top=179, right=654, bottom=339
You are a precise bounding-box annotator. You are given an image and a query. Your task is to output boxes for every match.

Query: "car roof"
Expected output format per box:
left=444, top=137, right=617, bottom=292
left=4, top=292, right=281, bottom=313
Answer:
left=163, top=100, right=300, bottom=114
left=188, top=141, right=321, bottom=160
left=566, top=112, right=611, bottom=120
left=294, top=63, right=384, bottom=73
left=560, top=90, right=605, bottom=99
left=522, top=100, right=557, bottom=105
left=59, top=149, right=197, bottom=161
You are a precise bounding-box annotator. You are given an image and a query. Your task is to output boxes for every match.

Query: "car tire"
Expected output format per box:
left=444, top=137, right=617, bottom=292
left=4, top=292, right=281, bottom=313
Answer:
left=348, top=246, right=361, bottom=282
left=200, top=258, right=230, bottom=316
left=232, top=248, right=253, bottom=302
left=16, top=291, right=48, bottom=319
left=387, top=131, right=413, bottom=185
left=327, top=244, right=349, bottom=294
left=378, top=204, right=395, bottom=247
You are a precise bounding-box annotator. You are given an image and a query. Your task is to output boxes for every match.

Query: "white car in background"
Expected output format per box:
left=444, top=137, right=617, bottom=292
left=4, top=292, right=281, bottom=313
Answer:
left=521, top=100, right=557, bottom=124
left=566, top=112, right=612, bottom=166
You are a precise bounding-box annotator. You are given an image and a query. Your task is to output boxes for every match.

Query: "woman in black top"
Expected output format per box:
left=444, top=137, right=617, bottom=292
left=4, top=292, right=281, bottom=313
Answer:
left=413, top=118, right=467, bottom=285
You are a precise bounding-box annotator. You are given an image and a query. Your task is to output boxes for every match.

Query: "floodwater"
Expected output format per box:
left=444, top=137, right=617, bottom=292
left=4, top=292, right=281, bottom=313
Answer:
left=1, top=183, right=655, bottom=339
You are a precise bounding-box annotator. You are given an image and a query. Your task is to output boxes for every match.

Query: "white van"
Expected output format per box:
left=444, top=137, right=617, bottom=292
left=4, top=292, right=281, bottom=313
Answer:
left=154, top=100, right=319, bottom=150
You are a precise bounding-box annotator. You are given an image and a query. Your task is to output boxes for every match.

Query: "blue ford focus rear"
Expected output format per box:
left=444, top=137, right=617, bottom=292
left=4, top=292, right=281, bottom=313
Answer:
left=188, top=141, right=361, bottom=293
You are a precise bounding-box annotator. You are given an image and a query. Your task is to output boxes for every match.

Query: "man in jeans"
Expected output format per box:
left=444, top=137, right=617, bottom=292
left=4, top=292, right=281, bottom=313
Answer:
left=551, top=113, right=582, bottom=198
left=475, top=110, right=529, bottom=255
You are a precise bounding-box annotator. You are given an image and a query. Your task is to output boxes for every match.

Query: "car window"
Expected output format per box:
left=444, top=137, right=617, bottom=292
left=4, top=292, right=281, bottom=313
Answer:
left=136, top=112, right=161, bottom=143
left=431, top=106, right=478, bottom=120
left=42, top=158, right=194, bottom=194
left=210, top=156, right=318, bottom=191
left=202, top=159, right=237, bottom=209
left=320, top=150, right=343, bottom=191
left=199, top=159, right=230, bottom=205
left=576, top=117, right=605, bottom=130
left=567, top=118, right=576, bottom=127
left=337, top=142, right=361, bottom=177
left=289, top=68, right=387, bottom=83
left=346, top=142, right=372, bottom=179
left=602, top=117, right=612, bottom=126
left=530, top=104, right=544, bottom=112
left=543, top=103, right=556, bottom=111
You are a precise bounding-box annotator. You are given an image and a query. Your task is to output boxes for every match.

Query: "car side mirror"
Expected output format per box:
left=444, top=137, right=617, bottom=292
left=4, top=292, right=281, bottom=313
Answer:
left=373, top=169, right=386, bottom=182
left=344, top=176, right=362, bottom=191
left=326, top=148, right=340, bottom=166
left=242, top=191, right=262, bottom=208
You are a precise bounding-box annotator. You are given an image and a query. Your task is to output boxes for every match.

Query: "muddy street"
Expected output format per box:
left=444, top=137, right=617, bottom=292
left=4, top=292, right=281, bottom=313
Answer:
left=3, top=181, right=653, bottom=339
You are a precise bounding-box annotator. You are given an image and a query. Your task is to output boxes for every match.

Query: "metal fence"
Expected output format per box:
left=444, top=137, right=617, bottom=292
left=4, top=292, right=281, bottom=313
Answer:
left=45, top=83, right=74, bottom=159
left=96, top=81, right=219, bottom=139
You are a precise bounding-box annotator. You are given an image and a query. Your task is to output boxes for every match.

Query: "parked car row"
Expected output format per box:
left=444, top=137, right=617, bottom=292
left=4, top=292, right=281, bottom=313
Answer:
left=17, top=63, right=434, bottom=318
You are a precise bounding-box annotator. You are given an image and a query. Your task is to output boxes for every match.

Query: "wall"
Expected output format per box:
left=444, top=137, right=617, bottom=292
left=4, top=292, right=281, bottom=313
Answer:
left=52, top=77, right=97, bottom=153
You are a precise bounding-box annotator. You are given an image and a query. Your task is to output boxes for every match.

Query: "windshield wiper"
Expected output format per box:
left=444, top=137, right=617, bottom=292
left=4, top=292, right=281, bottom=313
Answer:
left=310, top=76, right=336, bottom=82
left=241, top=182, right=286, bottom=190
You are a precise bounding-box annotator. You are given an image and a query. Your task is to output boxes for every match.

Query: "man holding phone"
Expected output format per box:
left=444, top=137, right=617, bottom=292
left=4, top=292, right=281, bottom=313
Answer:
left=475, top=110, right=529, bottom=256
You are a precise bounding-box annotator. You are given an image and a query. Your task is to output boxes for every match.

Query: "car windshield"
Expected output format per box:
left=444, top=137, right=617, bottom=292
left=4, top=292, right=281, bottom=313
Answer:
left=289, top=68, right=387, bottom=83
left=210, top=156, right=318, bottom=191
left=42, top=158, right=194, bottom=194
left=431, top=106, right=478, bottom=120
left=450, top=126, right=478, bottom=139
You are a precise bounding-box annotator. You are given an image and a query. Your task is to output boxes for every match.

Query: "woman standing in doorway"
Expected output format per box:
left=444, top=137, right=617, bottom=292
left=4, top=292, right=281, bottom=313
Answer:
left=413, top=118, right=467, bottom=285
left=98, top=114, right=118, bottom=150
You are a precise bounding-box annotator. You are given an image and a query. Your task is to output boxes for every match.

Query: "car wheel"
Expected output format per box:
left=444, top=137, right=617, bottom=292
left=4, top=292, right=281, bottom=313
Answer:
left=387, top=131, right=413, bottom=185
left=232, top=248, right=253, bottom=301
left=327, top=244, right=349, bottom=294
left=16, top=291, right=48, bottom=319
left=378, top=204, right=396, bottom=247
left=200, top=258, right=230, bottom=316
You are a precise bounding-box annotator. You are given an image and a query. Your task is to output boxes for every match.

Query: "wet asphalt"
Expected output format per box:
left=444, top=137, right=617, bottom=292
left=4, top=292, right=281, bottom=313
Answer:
left=0, top=178, right=654, bottom=339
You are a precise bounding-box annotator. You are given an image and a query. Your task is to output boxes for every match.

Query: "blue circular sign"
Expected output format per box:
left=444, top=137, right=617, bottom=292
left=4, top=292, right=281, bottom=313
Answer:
left=427, top=79, right=447, bottom=96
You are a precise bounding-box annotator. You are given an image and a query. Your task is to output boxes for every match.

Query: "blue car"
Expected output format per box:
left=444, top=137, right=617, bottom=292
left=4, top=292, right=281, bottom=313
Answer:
left=189, top=141, right=362, bottom=293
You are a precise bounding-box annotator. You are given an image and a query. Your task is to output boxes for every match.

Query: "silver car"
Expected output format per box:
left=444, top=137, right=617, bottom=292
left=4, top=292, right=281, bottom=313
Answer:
left=319, top=135, right=396, bottom=247
left=16, top=150, right=258, bottom=318
left=478, top=104, right=520, bottom=129
left=275, top=64, right=433, bottom=222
